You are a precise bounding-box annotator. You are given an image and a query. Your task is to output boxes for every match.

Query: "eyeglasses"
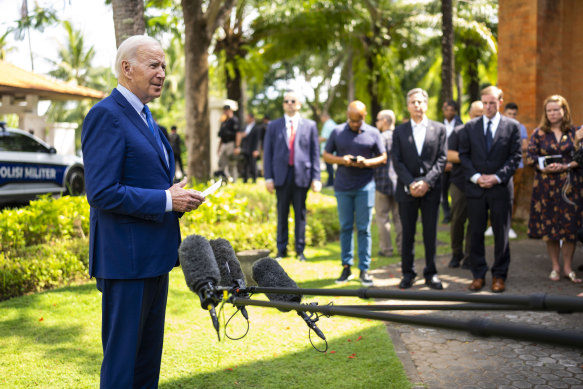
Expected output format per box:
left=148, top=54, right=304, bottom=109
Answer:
left=284, top=100, right=296, bottom=104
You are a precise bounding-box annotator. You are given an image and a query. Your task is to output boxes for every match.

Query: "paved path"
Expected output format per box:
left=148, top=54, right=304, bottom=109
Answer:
left=370, top=239, right=583, bottom=389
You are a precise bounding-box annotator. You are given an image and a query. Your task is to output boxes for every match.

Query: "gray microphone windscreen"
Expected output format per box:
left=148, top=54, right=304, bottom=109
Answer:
left=252, top=257, right=301, bottom=309
left=209, top=238, right=246, bottom=287
left=179, top=234, right=220, bottom=293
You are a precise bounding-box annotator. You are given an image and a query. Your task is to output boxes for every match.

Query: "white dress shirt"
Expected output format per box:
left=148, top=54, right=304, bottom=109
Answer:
left=444, top=118, right=456, bottom=138
left=470, top=112, right=502, bottom=184
left=411, top=116, right=429, bottom=156
left=284, top=113, right=300, bottom=141
left=116, top=84, right=173, bottom=212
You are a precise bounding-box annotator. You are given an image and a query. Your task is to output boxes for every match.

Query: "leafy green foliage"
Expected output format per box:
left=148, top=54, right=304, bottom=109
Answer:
left=0, top=195, right=89, bottom=252
left=0, top=183, right=340, bottom=300
left=0, top=239, right=88, bottom=300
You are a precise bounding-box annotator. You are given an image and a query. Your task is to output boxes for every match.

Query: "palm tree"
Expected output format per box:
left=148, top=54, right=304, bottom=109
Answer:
left=111, top=0, right=145, bottom=47
left=441, top=0, right=454, bottom=105
left=46, top=21, right=95, bottom=86
left=44, top=21, right=100, bottom=134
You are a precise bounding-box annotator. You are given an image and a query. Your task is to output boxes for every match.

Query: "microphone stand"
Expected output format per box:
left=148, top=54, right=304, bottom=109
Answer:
left=228, top=296, right=583, bottom=349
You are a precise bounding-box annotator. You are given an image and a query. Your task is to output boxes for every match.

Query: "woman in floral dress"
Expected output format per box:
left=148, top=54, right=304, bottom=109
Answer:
left=526, top=95, right=581, bottom=283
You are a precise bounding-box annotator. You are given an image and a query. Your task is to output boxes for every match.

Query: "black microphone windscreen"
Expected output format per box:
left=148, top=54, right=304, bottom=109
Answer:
left=209, top=238, right=246, bottom=287
left=179, top=234, right=220, bottom=293
left=252, top=257, right=301, bottom=310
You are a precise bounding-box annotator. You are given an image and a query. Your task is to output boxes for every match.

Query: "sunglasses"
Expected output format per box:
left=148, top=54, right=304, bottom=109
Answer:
left=284, top=100, right=296, bottom=104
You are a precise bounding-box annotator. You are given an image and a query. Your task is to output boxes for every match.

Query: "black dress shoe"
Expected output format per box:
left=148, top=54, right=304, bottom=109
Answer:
left=448, top=254, right=463, bottom=268
left=399, top=278, right=413, bottom=289
left=297, top=253, right=307, bottom=262
left=425, top=275, right=443, bottom=290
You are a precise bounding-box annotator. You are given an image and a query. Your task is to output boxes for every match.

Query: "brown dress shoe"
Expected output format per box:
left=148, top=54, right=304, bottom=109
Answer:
left=492, top=277, right=505, bottom=293
left=468, top=278, right=484, bottom=291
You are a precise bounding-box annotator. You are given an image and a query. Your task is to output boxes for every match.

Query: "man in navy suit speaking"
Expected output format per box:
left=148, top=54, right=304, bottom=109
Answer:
left=263, top=91, right=321, bottom=261
left=82, top=35, right=204, bottom=388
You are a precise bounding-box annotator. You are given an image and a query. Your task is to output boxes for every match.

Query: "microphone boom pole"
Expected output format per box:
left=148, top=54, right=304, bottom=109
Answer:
left=228, top=296, right=583, bottom=349
left=243, top=287, right=583, bottom=313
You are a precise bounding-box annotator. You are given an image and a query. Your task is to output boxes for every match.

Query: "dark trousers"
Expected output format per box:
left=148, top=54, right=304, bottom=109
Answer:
left=450, top=183, right=470, bottom=259
left=441, top=172, right=451, bottom=219
left=241, top=153, right=258, bottom=183
left=325, top=162, right=335, bottom=186
left=275, top=166, right=308, bottom=256
left=174, top=152, right=184, bottom=174
left=467, top=191, right=511, bottom=280
left=398, top=194, right=440, bottom=282
left=97, top=274, right=169, bottom=389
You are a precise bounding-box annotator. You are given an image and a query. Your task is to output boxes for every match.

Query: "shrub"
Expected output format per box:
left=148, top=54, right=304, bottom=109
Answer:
left=0, top=182, right=340, bottom=300
left=0, top=238, right=89, bottom=300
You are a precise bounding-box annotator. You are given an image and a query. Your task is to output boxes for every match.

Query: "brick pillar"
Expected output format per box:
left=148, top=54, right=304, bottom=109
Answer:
left=498, top=0, right=583, bottom=221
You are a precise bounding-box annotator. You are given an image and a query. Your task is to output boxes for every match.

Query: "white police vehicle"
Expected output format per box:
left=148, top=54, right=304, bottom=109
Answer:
left=0, top=121, right=84, bottom=204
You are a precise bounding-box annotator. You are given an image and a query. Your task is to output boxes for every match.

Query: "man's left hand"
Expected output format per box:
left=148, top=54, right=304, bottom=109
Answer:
left=169, top=178, right=205, bottom=212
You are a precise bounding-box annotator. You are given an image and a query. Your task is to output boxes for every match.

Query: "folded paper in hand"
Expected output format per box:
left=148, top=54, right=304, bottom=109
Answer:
left=202, top=178, right=222, bottom=197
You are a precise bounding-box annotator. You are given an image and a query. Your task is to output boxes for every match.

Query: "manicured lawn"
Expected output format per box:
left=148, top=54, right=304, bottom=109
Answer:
left=0, top=240, right=411, bottom=388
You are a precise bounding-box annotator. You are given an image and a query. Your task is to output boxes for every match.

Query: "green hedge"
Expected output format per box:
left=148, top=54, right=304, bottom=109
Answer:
left=0, top=183, right=340, bottom=300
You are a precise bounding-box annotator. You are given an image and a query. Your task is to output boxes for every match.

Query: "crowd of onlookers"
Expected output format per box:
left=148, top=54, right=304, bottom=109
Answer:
left=214, top=87, right=583, bottom=295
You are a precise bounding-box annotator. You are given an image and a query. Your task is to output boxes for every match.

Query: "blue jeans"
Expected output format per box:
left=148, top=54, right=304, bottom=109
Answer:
left=335, top=180, right=375, bottom=271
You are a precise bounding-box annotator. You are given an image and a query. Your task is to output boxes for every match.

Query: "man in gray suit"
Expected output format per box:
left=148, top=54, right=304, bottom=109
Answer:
left=392, top=88, right=447, bottom=290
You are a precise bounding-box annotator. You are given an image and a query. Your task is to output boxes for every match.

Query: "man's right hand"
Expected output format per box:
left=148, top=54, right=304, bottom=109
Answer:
left=169, top=178, right=205, bottom=212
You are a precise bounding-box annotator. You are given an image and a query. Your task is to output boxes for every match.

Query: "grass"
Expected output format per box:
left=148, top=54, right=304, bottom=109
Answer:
left=0, top=240, right=410, bottom=389
left=0, top=179, right=521, bottom=388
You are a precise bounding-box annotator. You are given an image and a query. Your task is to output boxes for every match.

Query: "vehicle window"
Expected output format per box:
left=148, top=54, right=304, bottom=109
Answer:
left=0, top=133, right=49, bottom=153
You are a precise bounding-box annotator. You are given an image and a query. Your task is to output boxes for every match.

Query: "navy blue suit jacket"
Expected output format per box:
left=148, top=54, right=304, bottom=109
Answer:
left=458, top=116, right=522, bottom=199
left=391, top=120, right=447, bottom=202
left=82, top=88, right=181, bottom=279
left=263, top=116, right=320, bottom=188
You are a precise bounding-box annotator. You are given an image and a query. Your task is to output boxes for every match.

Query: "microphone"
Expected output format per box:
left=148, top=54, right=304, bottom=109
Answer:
left=209, top=238, right=249, bottom=320
left=178, top=234, right=221, bottom=340
left=252, top=257, right=326, bottom=340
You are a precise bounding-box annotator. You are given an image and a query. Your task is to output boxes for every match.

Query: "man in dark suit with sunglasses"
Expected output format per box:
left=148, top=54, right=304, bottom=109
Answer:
left=263, top=91, right=321, bottom=261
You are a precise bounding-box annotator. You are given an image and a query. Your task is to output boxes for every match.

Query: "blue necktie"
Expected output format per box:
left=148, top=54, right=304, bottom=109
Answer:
left=143, top=105, right=166, bottom=163
left=485, top=120, right=493, bottom=153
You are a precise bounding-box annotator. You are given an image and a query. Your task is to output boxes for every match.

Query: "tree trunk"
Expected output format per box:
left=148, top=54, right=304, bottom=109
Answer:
left=468, top=62, right=480, bottom=104
left=111, top=0, right=145, bottom=48
left=440, top=0, right=454, bottom=106
left=182, top=0, right=235, bottom=182
left=366, top=52, right=381, bottom=121
left=183, top=6, right=212, bottom=181
left=226, top=64, right=243, bottom=121
left=346, top=50, right=355, bottom=103
left=455, top=71, right=463, bottom=113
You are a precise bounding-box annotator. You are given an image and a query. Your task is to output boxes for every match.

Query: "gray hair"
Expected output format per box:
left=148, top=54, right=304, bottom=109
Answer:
left=114, top=35, right=162, bottom=77
left=378, top=109, right=396, bottom=130
left=406, top=88, right=429, bottom=104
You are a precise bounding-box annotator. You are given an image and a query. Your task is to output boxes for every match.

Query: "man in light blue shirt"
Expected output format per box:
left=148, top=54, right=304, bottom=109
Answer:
left=320, top=112, right=337, bottom=187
